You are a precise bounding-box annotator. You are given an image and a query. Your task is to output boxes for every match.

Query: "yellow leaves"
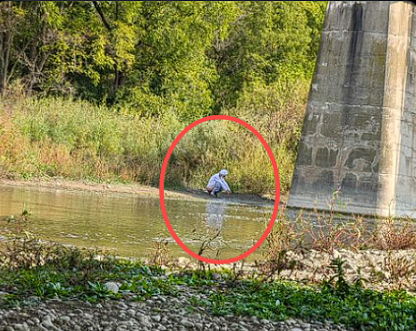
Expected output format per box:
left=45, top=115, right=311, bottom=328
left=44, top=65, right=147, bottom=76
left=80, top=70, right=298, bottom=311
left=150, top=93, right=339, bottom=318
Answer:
left=113, top=22, right=137, bottom=69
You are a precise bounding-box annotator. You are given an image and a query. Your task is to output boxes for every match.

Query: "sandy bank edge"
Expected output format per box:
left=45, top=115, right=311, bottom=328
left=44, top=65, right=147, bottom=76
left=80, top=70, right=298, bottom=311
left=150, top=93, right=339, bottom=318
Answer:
left=0, top=178, right=282, bottom=205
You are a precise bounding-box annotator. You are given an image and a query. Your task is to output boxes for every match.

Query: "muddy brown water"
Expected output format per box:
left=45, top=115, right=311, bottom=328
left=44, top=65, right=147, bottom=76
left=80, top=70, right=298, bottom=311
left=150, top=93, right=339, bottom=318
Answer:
left=0, top=184, right=282, bottom=261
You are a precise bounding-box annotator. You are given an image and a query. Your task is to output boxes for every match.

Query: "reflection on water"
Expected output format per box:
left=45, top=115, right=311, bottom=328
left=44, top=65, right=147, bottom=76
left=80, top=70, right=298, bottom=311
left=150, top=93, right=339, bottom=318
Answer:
left=0, top=185, right=274, bottom=260
left=205, top=200, right=227, bottom=230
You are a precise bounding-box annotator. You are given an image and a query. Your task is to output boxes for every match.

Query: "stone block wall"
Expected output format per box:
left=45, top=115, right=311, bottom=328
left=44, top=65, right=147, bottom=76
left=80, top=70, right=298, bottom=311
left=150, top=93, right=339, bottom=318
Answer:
left=288, top=1, right=415, bottom=217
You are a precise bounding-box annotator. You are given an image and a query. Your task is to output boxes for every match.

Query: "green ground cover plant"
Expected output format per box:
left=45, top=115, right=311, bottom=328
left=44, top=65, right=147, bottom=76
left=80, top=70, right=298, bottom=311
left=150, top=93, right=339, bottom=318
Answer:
left=1, top=239, right=416, bottom=331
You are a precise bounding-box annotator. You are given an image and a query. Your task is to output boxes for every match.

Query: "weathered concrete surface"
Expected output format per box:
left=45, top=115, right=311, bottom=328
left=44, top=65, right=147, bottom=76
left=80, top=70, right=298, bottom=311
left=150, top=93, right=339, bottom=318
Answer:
left=288, top=1, right=416, bottom=217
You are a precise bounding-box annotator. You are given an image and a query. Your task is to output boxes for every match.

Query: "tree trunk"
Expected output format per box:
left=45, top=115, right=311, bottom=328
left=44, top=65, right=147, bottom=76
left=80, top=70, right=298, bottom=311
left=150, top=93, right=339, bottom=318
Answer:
left=0, top=2, right=13, bottom=96
left=92, top=1, right=126, bottom=94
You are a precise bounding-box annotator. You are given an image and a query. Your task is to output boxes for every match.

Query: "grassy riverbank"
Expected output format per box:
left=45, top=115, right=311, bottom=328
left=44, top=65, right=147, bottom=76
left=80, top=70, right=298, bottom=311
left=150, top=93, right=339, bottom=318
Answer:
left=0, top=85, right=306, bottom=196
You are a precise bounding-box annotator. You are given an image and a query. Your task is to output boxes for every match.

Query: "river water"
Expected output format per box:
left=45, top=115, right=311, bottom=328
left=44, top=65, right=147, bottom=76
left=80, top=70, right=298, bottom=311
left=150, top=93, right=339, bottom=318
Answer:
left=0, top=184, right=279, bottom=261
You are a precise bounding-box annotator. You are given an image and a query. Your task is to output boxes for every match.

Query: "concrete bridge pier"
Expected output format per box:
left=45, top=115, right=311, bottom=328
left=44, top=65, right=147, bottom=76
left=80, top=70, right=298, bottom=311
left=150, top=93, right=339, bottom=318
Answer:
left=288, top=1, right=416, bottom=217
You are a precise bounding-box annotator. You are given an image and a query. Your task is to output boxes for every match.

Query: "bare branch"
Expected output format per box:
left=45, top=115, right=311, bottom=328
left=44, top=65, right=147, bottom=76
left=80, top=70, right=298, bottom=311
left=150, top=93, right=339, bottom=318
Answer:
left=92, top=1, right=112, bottom=32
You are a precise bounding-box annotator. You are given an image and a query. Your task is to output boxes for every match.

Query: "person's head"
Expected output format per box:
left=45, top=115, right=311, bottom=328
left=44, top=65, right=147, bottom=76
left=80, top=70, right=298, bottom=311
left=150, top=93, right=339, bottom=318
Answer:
left=219, top=169, right=228, bottom=178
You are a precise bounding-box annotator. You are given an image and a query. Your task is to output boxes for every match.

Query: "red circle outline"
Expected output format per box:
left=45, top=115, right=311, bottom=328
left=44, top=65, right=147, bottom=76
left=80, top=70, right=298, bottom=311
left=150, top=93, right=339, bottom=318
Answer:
left=159, top=115, right=280, bottom=264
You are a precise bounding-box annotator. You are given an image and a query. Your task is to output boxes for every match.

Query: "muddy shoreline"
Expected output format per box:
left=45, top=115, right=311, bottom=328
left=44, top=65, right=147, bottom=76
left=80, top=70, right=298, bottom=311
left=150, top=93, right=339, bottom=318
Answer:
left=0, top=178, right=280, bottom=207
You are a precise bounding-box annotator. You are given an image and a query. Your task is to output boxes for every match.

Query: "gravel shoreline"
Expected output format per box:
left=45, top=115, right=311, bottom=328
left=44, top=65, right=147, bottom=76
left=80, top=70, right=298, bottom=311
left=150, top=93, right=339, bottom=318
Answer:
left=0, top=293, right=352, bottom=331
left=0, top=246, right=412, bottom=331
left=1, top=247, right=411, bottom=331
left=171, top=247, right=416, bottom=292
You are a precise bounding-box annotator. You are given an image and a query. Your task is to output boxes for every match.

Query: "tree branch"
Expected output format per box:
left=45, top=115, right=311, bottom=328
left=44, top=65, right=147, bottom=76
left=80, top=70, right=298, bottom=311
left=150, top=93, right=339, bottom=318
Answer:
left=92, top=1, right=112, bottom=32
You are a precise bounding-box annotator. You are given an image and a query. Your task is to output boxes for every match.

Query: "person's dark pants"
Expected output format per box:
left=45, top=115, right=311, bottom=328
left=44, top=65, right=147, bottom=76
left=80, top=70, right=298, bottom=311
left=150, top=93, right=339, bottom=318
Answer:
left=207, top=182, right=223, bottom=196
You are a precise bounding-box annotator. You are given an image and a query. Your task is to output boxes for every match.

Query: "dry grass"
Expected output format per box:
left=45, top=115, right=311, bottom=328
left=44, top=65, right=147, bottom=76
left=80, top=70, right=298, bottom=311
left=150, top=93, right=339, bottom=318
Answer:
left=0, top=87, right=308, bottom=195
left=147, top=240, right=170, bottom=267
left=384, top=251, right=415, bottom=290
left=372, top=218, right=416, bottom=251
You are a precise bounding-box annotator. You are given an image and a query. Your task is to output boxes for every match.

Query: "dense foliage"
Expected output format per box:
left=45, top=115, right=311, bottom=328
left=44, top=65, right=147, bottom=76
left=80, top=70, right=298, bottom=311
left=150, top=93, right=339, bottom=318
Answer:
left=0, top=1, right=327, bottom=193
left=0, top=1, right=325, bottom=114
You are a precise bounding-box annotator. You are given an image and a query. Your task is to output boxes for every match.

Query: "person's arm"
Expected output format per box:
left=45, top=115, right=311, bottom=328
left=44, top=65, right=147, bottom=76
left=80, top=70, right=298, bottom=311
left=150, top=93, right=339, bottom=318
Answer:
left=220, top=178, right=231, bottom=193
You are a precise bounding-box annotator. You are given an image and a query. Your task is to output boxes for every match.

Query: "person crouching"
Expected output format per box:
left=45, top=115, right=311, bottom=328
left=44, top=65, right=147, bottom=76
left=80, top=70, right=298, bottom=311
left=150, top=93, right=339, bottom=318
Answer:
left=206, top=169, right=231, bottom=197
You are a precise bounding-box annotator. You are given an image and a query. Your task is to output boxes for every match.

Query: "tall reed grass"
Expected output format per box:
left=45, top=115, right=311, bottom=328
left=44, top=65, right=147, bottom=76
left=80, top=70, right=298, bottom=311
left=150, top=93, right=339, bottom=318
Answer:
left=0, top=79, right=308, bottom=195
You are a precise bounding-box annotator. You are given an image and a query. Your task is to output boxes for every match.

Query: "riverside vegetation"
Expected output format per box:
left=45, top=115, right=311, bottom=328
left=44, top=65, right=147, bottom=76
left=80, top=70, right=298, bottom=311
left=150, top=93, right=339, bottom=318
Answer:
left=0, top=1, right=327, bottom=196
left=0, top=91, right=303, bottom=195
left=1, top=207, right=416, bottom=330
